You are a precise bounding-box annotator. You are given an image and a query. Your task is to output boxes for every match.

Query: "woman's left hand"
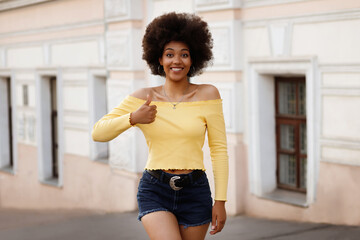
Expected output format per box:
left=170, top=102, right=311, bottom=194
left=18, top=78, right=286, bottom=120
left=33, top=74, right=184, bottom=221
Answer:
left=210, top=200, right=226, bottom=235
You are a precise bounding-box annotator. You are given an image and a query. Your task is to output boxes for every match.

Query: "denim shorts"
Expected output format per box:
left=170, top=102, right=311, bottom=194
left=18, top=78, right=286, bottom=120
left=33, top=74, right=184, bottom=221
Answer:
left=137, top=170, right=212, bottom=228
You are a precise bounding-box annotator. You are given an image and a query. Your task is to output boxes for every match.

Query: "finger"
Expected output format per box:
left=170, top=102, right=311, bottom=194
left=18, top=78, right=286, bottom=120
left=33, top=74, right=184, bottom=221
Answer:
left=148, top=117, right=155, bottom=123
left=210, top=227, right=218, bottom=235
left=144, top=94, right=152, bottom=106
left=210, top=224, right=223, bottom=235
left=217, top=221, right=225, bottom=232
left=210, top=214, right=217, bottom=234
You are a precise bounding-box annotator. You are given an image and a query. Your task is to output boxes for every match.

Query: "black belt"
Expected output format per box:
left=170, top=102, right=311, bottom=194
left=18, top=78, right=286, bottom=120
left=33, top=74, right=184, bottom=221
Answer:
left=146, top=170, right=204, bottom=191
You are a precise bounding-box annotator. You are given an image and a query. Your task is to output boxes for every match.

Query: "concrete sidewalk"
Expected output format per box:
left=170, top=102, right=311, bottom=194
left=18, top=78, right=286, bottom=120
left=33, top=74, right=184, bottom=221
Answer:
left=0, top=208, right=359, bottom=240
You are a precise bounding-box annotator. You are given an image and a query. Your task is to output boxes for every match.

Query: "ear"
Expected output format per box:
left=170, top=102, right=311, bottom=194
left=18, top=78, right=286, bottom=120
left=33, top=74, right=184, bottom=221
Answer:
left=159, top=57, right=163, bottom=66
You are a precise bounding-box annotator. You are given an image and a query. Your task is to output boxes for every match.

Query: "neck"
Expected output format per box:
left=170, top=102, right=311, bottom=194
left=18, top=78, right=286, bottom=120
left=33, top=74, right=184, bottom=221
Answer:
left=163, top=79, right=190, bottom=99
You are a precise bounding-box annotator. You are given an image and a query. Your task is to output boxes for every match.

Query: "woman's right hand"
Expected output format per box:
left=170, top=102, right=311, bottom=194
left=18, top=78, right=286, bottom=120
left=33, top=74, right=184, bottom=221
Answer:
left=130, top=94, right=157, bottom=125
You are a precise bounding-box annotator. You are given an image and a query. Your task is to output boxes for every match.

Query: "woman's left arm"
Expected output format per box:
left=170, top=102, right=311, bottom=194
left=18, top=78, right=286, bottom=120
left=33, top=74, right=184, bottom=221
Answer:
left=210, top=200, right=227, bottom=235
left=202, top=85, right=229, bottom=235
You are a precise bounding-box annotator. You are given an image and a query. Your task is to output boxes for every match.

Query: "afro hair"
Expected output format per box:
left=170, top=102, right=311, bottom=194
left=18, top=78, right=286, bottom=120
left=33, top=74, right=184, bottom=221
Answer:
left=142, top=12, right=213, bottom=77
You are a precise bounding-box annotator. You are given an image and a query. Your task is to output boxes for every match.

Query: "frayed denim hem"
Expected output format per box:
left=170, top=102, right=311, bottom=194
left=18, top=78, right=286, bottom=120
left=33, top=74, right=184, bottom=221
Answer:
left=178, top=219, right=212, bottom=229
left=138, top=208, right=169, bottom=221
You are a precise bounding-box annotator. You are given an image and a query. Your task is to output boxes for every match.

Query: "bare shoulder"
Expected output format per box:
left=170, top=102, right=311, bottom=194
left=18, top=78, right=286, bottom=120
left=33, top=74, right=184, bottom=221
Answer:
left=130, top=87, right=155, bottom=100
left=196, top=84, right=221, bottom=101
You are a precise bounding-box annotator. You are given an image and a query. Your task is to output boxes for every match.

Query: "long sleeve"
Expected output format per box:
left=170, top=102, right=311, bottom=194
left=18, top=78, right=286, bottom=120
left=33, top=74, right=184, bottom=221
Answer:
left=92, top=96, right=141, bottom=142
left=204, top=101, right=229, bottom=201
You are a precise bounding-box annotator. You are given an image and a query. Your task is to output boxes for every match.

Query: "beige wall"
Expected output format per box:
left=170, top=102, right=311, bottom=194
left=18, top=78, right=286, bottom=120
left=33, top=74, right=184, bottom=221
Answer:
left=0, top=144, right=139, bottom=211
left=243, top=162, right=360, bottom=225
left=242, top=0, right=360, bottom=225
left=1, top=0, right=360, bottom=226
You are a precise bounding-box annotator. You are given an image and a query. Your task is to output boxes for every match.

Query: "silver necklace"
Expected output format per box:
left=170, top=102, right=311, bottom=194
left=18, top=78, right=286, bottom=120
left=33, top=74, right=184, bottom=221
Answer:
left=163, top=84, right=190, bottom=109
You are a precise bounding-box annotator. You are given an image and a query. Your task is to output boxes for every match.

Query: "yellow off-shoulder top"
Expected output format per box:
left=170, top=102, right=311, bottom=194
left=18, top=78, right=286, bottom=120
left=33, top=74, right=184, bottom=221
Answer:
left=92, top=95, right=229, bottom=201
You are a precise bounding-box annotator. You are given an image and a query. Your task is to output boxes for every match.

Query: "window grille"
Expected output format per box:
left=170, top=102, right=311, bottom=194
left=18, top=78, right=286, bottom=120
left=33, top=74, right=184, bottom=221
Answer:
left=275, top=77, right=307, bottom=192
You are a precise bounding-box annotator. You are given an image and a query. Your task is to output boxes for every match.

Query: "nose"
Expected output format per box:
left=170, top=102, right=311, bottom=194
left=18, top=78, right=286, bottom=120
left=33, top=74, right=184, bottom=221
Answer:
left=173, top=54, right=181, bottom=64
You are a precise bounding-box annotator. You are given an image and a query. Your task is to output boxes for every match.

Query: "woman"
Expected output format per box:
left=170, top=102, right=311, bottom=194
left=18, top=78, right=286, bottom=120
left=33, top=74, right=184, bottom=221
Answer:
left=92, top=12, right=228, bottom=240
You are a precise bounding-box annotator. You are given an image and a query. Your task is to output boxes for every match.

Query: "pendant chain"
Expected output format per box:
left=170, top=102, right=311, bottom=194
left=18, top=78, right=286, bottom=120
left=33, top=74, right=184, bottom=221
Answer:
left=163, top=84, right=190, bottom=109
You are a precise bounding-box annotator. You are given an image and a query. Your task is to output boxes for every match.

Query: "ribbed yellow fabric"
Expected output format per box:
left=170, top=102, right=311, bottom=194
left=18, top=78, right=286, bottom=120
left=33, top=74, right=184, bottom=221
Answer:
left=92, top=95, right=229, bottom=201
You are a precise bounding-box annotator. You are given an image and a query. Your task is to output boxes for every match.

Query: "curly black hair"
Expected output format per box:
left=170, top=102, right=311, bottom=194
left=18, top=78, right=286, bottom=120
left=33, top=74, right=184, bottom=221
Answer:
left=142, top=12, right=213, bottom=77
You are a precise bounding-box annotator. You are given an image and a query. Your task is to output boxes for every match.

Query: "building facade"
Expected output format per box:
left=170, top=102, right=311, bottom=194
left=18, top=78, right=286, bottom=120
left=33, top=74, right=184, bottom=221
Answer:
left=0, top=0, right=360, bottom=226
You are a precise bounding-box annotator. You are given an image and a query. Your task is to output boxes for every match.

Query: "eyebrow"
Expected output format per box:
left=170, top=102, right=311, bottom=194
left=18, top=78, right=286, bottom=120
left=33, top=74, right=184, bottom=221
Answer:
left=164, top=48, right=190, bottom=52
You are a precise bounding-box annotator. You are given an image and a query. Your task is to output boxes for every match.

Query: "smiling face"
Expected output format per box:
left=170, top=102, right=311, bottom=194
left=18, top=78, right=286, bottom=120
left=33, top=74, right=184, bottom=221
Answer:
left=159, top=41, right=192, bottom=82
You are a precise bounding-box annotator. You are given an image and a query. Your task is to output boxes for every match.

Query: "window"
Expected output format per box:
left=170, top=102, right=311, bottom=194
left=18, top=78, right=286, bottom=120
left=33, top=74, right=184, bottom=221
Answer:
left=275, top=77, right=307, bottom=192
left=50, top=77, right=59, bottom=178
left=37, top=74, right=62, bottom=185
left=0, top=77, right=14, bottom=171
left=247, top=57, right=319, bottom=206
left=7, top=78, right=13, bottom=168
left=89, top=74, right=109, bottom=162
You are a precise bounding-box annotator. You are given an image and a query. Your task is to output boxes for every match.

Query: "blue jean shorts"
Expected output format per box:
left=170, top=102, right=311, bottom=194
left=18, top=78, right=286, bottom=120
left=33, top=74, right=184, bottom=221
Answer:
left=137, top=170, right=213, bottom=228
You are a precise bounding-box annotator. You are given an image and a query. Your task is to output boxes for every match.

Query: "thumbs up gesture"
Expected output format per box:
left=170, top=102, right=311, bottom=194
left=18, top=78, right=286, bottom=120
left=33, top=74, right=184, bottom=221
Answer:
left=130, top=94, right=157, bottom=125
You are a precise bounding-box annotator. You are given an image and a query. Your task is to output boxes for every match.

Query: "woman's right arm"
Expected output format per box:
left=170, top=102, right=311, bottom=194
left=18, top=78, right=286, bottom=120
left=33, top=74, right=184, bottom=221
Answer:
left=92, top=90, right=156, bottom=142
left=91, top=98, right=137, bottom=142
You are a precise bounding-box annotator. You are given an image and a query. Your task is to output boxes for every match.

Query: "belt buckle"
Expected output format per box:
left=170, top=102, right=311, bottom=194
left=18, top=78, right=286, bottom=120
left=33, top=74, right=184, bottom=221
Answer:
left=169, top=176, right=183, bottom=191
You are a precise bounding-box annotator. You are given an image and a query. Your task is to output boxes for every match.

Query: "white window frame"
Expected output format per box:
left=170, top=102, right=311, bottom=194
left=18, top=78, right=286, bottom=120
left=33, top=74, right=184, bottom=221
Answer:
left=247, top=57, right=320, bottom=206
left=88, top=68, right=109, bottom=163
left=0, top=73, right=17, bottom=173
left=36, top=69, right=63, bottom=187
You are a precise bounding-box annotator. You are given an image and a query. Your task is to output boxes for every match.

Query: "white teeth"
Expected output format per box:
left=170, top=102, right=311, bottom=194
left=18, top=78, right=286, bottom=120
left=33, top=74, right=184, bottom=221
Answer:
left=171, top=68, right=183, bottom=72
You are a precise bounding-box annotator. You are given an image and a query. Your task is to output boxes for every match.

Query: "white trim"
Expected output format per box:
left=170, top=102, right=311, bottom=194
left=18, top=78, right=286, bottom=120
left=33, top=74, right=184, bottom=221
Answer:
left=0, top=74, right=17, bottom=173
left=208, top=20, right=242, bottom=71
left=243, top=0, right=313, bottom=8
left=105, top=0, right=143, bottom=22
left=106, top=29, right=144, bottom=70
left=4, top=35, right=103, bottom=51
left=0, top=19, right=103, bottom=39
left=206, top=81, right=243, bottom=133
left=319, top=63, right=360, bottom=72
left=0, top=0, right=54, bottom=12
left=195, top=0, right=241, bottom=12
left=247, top=56, right=320, bottom=206
left=0, top=48, right=5, bottom=67
left=267, top=22, right=293, bottom=57
left=88, top=68, right=109, bottom=162
left=321, top=89, right=360, bottom=96
left=36, top=68, right=63, bottom=187
left=244, top=9, right=360, bottom=28
left=105, top=77, right=147, bottom=173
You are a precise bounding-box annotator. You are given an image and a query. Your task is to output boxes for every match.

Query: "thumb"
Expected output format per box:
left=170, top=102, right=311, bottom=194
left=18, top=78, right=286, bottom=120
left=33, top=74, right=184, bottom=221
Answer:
left=144, top=94, right=152, bottom=106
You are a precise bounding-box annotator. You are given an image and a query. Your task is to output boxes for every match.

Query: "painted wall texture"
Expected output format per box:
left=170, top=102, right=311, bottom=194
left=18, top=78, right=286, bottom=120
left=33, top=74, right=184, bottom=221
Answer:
left=0, top=0, right=360, bottom=226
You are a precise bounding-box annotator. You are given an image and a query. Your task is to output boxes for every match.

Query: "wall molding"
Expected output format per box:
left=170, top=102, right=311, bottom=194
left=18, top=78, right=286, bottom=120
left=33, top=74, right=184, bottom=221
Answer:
left=0, top=19, right=103, bottom=40
left=106, top=29, right=144, bottom=70
left=244, top=8, right=360, bottom=28
left=105, top=0, right=143, bottom=22
left=319, top=63, right=360, bottom=72
left=208, top=20, right=242, bottom=71
left=321, top=89, right=360, bottom=96
left=321, top=138, right=360, bottom=151
left=0, top=0, right=54, bottom=12
left=195, top=0, right=241, bottom=12
left=243, top=0, right=313, bottom=8
left=206, top=81, right=243, bottom=133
